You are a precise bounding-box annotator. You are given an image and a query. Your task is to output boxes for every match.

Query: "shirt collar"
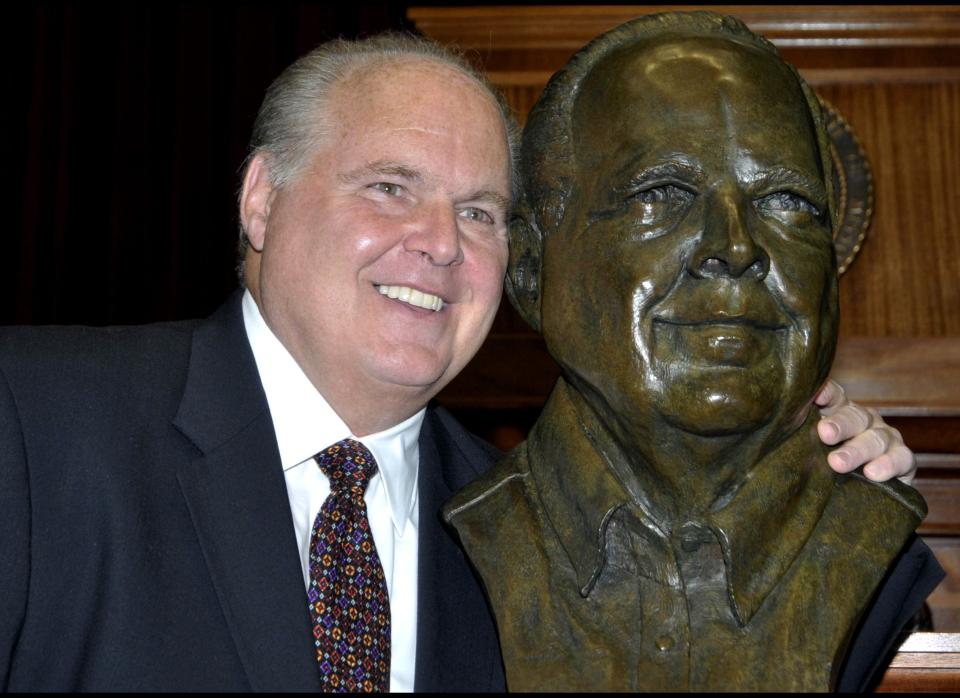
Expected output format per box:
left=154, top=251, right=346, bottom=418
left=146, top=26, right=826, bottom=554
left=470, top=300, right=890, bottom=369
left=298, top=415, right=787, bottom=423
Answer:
left=528, top=377, right=835, bottom=625
left=241, top=290, right=423, bottom=535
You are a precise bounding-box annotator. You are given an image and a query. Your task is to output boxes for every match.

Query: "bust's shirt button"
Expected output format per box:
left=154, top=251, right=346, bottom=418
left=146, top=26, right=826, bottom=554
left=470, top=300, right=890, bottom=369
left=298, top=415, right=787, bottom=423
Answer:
left=655, top=634, right=675, bottom=652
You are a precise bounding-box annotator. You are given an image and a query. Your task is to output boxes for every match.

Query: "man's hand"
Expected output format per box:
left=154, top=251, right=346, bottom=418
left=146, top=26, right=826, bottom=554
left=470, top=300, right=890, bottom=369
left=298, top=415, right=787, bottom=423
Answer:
left=815, top=379, right=916, bottom=485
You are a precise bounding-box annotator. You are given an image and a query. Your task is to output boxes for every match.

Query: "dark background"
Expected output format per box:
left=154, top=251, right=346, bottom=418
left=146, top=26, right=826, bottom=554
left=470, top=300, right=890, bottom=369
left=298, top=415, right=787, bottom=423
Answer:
left=4, top=3, right=418, bottom=326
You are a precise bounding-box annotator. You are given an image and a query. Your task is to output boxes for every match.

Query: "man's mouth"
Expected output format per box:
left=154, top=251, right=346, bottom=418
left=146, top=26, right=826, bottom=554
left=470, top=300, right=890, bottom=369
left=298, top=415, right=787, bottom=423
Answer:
left=376, top=284, right=444, bottom=312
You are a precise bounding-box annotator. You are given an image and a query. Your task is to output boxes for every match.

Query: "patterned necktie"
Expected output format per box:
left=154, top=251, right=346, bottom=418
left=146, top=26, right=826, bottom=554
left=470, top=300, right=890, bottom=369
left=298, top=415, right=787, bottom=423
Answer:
left=308, top=439, right=390, bottom=692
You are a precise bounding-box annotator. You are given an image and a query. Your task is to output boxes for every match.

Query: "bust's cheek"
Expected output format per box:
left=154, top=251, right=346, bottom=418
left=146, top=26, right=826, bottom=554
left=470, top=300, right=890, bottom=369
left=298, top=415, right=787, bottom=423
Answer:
left=763, top=231, right=837, bottom=310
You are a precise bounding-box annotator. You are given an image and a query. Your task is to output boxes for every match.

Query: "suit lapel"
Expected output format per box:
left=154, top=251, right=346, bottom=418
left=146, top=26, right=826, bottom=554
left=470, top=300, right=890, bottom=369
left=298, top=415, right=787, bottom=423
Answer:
left=415, top=407, right=505, bottom=692
left=172, top=294, right=321, bottom=691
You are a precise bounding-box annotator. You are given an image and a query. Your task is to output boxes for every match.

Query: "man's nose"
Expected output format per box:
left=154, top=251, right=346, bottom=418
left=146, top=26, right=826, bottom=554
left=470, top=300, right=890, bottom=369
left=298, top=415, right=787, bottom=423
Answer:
left=404, top=201, right=463, bottom=266
left=689, top=191, right=769, bottom=280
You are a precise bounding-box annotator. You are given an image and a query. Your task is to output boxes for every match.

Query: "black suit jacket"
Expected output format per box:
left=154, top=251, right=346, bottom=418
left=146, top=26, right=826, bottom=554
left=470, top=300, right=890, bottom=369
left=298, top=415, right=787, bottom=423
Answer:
left=0, top=294, right=504, bottom=691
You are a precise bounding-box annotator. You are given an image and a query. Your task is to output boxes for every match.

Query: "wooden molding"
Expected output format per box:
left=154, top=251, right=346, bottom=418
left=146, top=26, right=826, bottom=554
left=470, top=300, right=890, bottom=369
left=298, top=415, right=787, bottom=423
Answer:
left=410, top=5, right=960, bottom=51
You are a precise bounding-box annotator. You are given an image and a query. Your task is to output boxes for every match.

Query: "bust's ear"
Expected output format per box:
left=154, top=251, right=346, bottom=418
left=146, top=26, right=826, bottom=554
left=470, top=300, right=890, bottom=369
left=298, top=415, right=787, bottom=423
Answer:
left=505, top=200, right=544, bottom=334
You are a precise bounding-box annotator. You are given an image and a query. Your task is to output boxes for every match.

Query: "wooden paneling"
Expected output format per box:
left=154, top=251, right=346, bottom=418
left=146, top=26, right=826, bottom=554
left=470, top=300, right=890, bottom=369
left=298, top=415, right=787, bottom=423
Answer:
left=927, top=540, right=960, bottom=631
left=820, top=82, right=960, bottom=337
left=915, top=456, right=960, bottom=539
left=830, top=337, right=960, bottom=417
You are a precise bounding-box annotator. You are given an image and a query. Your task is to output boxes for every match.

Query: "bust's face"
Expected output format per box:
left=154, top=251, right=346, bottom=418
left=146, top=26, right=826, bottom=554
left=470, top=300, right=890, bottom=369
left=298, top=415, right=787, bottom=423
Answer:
left=540, top=36, right=838, bottom=440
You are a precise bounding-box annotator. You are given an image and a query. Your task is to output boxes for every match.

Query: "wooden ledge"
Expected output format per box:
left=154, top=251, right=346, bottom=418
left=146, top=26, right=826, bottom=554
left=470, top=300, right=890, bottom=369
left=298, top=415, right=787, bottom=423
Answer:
left=832, top=337, right=960, bottom=418
left=877, top=633, right=960, bottom=692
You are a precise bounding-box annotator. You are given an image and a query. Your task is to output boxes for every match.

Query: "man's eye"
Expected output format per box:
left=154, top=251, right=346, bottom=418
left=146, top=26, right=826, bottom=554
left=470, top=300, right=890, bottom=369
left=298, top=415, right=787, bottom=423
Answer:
left=755, top=191, right=821, bottom=217
left=459, top=207, right=494, bottom=225
left=626, top=184, right=694, bottom=224
left=371, top=182, right=403, bottom=197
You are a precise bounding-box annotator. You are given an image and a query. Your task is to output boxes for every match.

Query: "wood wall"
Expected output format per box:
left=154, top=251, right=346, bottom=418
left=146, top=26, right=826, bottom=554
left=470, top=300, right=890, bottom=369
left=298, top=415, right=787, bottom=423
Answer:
left=411, top=5, right=960, bottom=634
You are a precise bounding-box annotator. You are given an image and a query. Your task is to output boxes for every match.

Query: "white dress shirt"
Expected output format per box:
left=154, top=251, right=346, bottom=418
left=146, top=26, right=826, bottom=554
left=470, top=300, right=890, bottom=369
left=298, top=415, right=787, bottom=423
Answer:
left=242, top=291, right=420, bottom=692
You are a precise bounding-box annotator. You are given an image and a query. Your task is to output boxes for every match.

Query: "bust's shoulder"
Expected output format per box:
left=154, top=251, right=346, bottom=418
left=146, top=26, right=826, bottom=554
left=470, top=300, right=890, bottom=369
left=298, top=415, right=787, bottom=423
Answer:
left=443, top=443, right=535, bottom=531
left=834, top=471, right=928, bottom=523
left=813, top=472, right=929, bottom=573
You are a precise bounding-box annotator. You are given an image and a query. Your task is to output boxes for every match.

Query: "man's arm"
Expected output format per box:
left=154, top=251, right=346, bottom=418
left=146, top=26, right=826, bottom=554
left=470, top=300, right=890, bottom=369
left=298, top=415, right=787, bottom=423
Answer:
left=815, top=379, right=916, bottom=484
left=0, top=364, right=29, bottom=691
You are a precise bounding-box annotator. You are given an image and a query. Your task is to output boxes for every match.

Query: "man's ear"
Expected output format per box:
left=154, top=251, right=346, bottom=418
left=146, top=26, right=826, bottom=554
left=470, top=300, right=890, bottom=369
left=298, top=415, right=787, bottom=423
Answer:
left=505, top=201, right=544, bottom=334
left=239, top=153, right=276, bottom=252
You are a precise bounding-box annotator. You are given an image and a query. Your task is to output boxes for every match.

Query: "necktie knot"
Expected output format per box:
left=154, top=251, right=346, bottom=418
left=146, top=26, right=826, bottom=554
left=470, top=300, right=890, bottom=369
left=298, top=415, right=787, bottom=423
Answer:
left=314, top=438, right=378, bottom=494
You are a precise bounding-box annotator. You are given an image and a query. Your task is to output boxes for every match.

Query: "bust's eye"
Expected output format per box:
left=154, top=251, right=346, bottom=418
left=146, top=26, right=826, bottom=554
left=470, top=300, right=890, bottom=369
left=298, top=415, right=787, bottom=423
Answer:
left=630, top=184, right=689, bottom=204
left=755, top=191, right=821, bottom=218
left=626, top=184, right=694, bottom=225
left=370, top=182, right=404, bottom=197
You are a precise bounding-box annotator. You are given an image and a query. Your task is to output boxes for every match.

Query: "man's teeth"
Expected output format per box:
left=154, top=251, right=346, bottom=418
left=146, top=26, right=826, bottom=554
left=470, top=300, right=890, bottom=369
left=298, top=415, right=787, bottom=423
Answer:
left=377, top=285, right=444, bottom=311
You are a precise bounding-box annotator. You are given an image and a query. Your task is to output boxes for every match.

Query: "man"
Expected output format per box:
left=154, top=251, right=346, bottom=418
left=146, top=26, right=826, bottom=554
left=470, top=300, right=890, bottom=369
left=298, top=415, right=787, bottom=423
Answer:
left=446, top=13, right=942, bottom=692
left=0, top=31, right=917, bottom=692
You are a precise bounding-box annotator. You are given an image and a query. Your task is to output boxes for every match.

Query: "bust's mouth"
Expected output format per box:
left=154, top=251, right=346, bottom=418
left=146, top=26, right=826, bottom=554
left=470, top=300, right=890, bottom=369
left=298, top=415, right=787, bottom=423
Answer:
left=652, top=314, right=788, bottom=332
left=652, top=317, right=788, bottom=366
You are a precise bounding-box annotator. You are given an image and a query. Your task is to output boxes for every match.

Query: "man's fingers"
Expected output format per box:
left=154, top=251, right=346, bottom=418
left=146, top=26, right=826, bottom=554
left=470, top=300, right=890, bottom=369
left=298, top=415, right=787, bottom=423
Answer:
left=826, top=426, right=890, bottom=472
left=827, top=448, right=858, bottom=474
left=817, top=402, right=873, bottom=445
left=816, top=381, right=918, bottom=484
left=814, top=378, right=846, bottom=413
left=817, top=419, right=841, bottom=446
left=864, top=445, right=916, bottom=485
left=827, top=428, right=916, bottom=483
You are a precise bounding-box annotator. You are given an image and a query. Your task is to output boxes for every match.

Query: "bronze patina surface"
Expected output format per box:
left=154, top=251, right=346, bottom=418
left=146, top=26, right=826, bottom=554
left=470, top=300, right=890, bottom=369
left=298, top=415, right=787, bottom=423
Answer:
left=445, top=12, right=925, bottom=691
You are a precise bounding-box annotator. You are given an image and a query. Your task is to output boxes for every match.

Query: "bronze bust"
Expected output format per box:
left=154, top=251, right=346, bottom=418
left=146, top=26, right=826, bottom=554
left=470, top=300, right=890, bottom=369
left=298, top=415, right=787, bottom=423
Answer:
left=445, top=12, right=926, bottom=691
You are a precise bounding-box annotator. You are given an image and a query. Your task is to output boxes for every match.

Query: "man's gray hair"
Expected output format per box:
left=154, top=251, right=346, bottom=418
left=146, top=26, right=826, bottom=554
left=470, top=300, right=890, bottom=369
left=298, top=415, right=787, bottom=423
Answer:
left=238, top=32, right=520, bottom=273
left=517, top=11, right=837, bottom=241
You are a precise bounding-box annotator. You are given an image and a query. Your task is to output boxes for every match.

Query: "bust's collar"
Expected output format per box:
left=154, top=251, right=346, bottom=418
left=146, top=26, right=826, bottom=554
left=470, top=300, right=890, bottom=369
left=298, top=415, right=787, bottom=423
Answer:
left=528, top=377, right=835, bottom=624
left=527, top=379, right=628, bottom=596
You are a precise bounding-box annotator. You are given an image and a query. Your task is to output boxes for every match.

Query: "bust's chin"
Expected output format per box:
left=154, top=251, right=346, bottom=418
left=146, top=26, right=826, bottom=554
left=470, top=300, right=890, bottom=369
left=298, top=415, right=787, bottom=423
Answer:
left=652, top=366, right=784, bottom=437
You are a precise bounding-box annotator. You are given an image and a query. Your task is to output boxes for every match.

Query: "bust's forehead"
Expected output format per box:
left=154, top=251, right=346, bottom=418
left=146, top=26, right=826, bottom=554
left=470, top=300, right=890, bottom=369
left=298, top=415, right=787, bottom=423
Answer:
left=578, top=34, right=797, bottom=105
left=570, top=33, right=819, bottom=175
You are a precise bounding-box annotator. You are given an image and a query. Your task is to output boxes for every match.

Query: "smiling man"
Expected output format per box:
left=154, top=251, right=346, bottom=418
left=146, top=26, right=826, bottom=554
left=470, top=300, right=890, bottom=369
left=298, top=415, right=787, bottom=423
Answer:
left=0, top=30, right=926, bottom=692
left=446, top=12, right=943, bottom=692
left=236, top=49, right=513, bottom=692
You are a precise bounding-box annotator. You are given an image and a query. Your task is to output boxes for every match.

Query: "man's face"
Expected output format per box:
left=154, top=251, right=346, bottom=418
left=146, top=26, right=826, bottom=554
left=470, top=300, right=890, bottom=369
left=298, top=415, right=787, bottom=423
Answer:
left=541, top=36, right=837, bottom=441
left=245, top=61, right=511, bottom=429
